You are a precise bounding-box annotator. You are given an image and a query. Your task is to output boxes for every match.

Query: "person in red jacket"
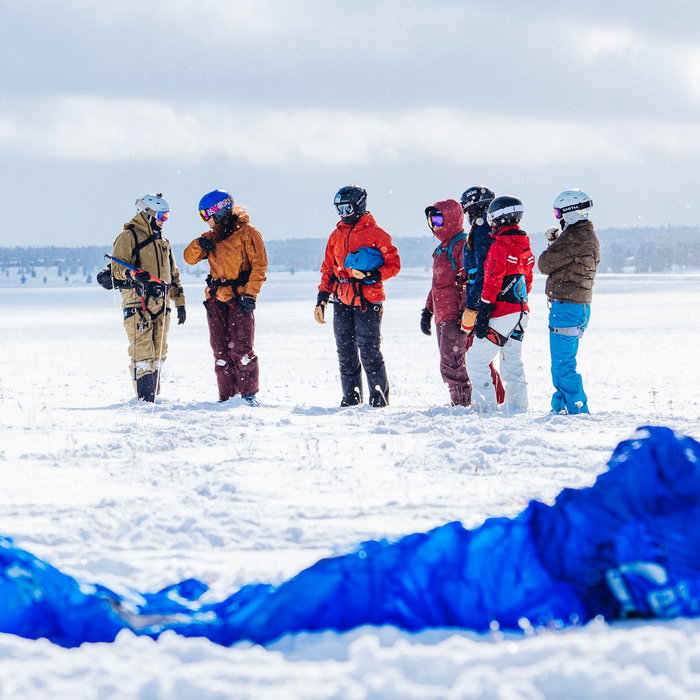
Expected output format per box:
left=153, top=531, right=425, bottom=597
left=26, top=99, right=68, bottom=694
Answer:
left=315, top=185, right=401, bottom=407
left=419, top=199, right=471, bottom=406
left=466, top=196, right=535, bottom=412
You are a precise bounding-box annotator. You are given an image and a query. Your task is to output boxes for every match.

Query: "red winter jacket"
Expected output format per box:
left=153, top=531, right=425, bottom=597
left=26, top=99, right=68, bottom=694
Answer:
left=319, top=212, right=401, bottom=306
left=425, top=199, right=466, bottom=323
left=480, top=225, right=535, bottom=319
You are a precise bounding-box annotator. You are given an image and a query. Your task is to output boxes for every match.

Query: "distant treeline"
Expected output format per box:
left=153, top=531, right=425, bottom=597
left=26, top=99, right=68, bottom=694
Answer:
left=0, top=226, right=699, bottom=274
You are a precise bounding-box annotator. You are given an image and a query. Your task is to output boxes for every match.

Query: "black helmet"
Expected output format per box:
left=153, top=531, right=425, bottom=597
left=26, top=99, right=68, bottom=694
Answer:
left=460, top=186, right=494, bottom=215
left=334, top=185, right=367, bottom=224
left=487, top=195, right=524, bottom=228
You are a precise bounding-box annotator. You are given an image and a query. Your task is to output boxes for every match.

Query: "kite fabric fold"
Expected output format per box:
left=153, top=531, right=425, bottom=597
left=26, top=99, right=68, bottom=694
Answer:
left=1, top=425, right=700, bottom=648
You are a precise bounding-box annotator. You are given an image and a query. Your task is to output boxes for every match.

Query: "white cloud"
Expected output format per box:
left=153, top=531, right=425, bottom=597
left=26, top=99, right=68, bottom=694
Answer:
left=1, top=96, right=700, bottom=170
left=569, top=24, right=642, bottom=65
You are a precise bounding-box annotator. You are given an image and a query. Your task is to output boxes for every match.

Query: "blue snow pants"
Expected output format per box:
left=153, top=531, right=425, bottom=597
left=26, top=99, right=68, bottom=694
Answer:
left=548, top=301, right=591, bottom=414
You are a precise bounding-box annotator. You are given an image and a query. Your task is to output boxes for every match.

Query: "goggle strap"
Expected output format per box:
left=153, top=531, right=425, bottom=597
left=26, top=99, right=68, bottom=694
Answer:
left=489, top=205, right=524, bottom=220
left=557, top=200, right=593, bottom=215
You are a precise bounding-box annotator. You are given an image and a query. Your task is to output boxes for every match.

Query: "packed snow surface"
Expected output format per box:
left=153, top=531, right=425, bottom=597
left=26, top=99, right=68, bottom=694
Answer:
left=0, top=269, right=699, bottom=698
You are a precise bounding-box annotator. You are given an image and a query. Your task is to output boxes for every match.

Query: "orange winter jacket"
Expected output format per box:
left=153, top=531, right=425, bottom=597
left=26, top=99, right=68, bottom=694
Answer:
left=183, top=208, right=267, bottom=303
left=318, top=213, right=400, bottom=307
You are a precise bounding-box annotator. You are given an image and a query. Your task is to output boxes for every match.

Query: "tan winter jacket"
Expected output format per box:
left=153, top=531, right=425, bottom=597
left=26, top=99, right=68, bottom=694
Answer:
left=112, top=211, right=186, bottom=309
left=183, top=208, right=267, bottom=303
left=538, top=220, right=600, bottom=304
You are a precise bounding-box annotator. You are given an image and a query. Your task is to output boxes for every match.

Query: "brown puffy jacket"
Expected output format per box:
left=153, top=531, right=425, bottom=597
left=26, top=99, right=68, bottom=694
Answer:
left=537, top=219, right=600, bottom=304
left=112, top=211, right=185, bottom=309
left=183, top=208, right=267, bottom=303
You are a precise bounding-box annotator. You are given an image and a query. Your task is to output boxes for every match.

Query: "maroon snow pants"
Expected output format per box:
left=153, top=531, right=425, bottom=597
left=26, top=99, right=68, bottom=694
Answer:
left=205, top=299, right=259, bottom=401
left=436, top=320, right=472, bottom=406
left=436, top=320, right=505, bottom=407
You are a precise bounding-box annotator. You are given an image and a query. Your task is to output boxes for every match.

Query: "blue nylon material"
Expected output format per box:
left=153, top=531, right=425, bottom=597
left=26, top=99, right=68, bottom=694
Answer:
left=344, top=247, right=384, bottom=272
left=1, top=426, right=699, bottom=647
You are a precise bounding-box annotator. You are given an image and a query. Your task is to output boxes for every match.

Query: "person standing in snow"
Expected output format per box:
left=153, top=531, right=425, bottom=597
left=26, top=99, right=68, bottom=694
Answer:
left=184, top=190, right=267, bottom=406
left=466, top=195, right=534, bottom=412
left=458, top=186, right=505, bottom=405
left=538, top=190, right=600, bottom=415
left=419, top=199, right=471, bottom=406
left=315, top=185, right=400, bottom=407
left=111, top=193, right=186, bottom=402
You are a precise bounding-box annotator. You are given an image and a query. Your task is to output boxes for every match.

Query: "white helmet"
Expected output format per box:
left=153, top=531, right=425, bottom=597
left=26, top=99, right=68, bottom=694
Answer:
left=135, top=193, right=170, bottom=222
left=553, top=189, right=592, bottom=228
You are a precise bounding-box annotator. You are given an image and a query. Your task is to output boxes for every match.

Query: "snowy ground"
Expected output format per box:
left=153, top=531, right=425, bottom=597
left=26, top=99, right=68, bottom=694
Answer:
left=1, top=268, right=700, bottom=699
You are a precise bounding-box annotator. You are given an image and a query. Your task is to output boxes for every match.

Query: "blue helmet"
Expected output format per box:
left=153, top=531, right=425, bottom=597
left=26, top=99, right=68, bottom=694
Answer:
left=198, top=190, right=234, bottom=223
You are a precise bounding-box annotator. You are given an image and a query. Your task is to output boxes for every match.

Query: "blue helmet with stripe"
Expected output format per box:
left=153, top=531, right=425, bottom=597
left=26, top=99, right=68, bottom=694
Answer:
left=198, top=190, right=234, bottom=223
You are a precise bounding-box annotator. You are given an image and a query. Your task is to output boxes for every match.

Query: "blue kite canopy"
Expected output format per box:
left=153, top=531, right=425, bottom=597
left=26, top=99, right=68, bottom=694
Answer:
left=1, top=426, right=699, bottom=648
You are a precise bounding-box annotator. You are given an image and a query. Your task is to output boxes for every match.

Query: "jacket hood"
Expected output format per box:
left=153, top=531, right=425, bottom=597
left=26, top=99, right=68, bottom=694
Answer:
left=124, top=211, right=158, bottom=239
left=429, top=199, right=464, bottom=243
left=232, top=206, right=250, bottom=226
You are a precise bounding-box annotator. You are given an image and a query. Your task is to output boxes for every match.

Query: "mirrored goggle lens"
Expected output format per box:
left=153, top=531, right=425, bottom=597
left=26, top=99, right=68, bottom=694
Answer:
left=429, top=215, right=444, bottom=228
left=554, top=207, right=563, bottom=219
left=156, top=210, right=170, bottom=222
left=200, top=197, right=233, bottom=222
left=335, top=203, right=355, bottom=217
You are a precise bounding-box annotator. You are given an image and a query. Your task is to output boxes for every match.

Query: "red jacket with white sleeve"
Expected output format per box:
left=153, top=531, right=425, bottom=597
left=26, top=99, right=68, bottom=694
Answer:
left=480, top=225, right=535, bottom=319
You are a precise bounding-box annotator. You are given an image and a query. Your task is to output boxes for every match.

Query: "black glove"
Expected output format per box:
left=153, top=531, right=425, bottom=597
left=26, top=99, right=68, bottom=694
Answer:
left=239, top=294, right=256, bottom=312
left=474, top=302, right=495, bottom=339
left=455, top=269, right=468, bottom=287
left=198, top=236, right=215, bottom=253
left=317, top=291, right=330, bottom=306
left=132, top=270, right=151, bottom=284
left=362, top=269, right=381, bottom=284
left=420, top=308, right=433, bottom=336
left=177, top=306, right=187, bottom=325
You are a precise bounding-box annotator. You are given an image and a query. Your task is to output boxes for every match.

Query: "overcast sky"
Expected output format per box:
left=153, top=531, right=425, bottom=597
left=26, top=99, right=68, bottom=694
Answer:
left=2, top=0, right=700, bottom=247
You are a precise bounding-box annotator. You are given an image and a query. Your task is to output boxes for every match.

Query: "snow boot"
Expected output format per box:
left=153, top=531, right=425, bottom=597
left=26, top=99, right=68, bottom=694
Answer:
left=242, top=393, right=259, bottom=407
left=340, top=388, right=362, bottom=407
left=136, top=372, right=157, bottom=403
left=369, top=387, right=389, bottom=408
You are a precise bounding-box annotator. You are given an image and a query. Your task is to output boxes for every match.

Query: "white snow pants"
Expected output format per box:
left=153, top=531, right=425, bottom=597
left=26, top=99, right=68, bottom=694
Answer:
left=466, top=312, right=529, bottom=412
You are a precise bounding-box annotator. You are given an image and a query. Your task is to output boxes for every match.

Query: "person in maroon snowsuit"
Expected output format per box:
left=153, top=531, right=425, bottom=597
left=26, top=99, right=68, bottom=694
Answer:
left=419, top=199, right=472, bottom=406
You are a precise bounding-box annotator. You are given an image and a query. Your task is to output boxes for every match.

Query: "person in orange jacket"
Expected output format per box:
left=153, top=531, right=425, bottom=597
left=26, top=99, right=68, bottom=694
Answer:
left=184, top=190, right=267, bottom=405
left=314, top=185, right=400, bottom=407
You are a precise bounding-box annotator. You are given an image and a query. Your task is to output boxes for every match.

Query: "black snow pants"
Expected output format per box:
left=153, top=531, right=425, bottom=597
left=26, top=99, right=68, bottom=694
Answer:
left=333, top=301, right=389, bottom=407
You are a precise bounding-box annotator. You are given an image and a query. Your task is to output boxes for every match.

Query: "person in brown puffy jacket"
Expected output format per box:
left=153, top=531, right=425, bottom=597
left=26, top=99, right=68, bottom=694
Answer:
left=184, top=190, right=267, bottom=406
left=538, top=189, right=600, bottom=415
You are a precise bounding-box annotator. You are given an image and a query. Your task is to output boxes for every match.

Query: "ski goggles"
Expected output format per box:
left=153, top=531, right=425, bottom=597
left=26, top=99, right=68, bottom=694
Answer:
left=487, top=205, right=524, bottom=225
left=199, top=197, right=234, bottom=222
left=155, top=210, right=170, bottom=222
left=335, top=202, right=355, bottom=218
left=427, top=214, right=444, bottom=229
left=554, top=200, right=592, bottom=219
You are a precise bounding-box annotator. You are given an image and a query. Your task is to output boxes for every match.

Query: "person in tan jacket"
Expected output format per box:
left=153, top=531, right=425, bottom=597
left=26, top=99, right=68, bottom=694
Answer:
left=184, top=190, right=267, bottom=405
left=111, top=193, right=186, bottom=402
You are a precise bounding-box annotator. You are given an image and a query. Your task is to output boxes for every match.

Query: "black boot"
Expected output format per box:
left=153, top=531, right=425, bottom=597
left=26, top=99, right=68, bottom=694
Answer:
left=340, top=388, right=362, bottom=407
left=369, top=385, right=389, bottom=407
left=340, top=373, right=363, bottom=407
left=136, top=372, right=157, bottom=402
